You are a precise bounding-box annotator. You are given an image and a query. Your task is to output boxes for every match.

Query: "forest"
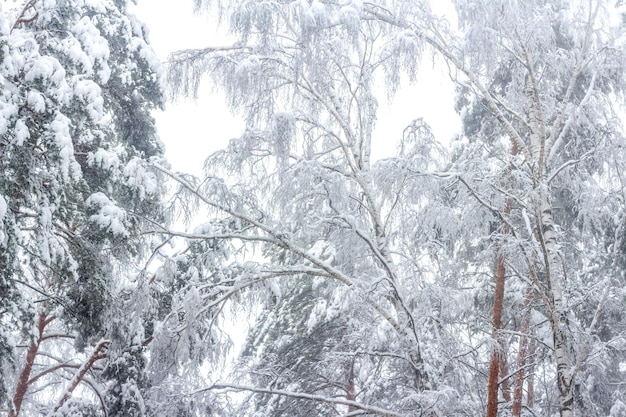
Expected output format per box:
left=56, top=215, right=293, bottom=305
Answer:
left=1, top=0, right=625, bottom=416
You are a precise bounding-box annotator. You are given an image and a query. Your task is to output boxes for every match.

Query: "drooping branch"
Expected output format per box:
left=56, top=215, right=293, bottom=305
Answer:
left=153, top=163, right=432, bottom=389
left=153, top=163, right=355, bottom=287
left=363, top=6, right=533, bottom=164
left=192, top=382, right=403, bottom=417
left=545, top=0, right=601, bottom=157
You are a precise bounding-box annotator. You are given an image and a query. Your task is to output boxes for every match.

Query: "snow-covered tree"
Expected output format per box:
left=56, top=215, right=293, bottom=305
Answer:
left=0, top=0, right=165, bottom=415
left=445, top=2, right=626, bottom=415
left=157, top=0, right=626, bottom=416
left=161, top=1, right=478, bottom=416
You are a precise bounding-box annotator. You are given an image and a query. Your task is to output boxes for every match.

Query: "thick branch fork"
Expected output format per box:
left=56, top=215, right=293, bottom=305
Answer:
left=8, top=311, right=110, bottom=417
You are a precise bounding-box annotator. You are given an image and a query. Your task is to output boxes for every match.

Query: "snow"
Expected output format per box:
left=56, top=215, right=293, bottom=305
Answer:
left=49, top=113, right=81, bottom=181
left=0, top=101, right=17, bottom=136
left=0, top=194, right=6, bottom=220
left=25, top=56, right=66, bottom=86
left=311, top=0, right=327, bottom=23
left=308, top=240, right=336, bottom=263
left=339, top=2, right=361, bottom=31
left=60, top=36, right=94, bottom=76
left=267, top=280, right=282, bottom=302
left=131, top=37, right=162, bottom=80
left=27, top=90, right=46, bottom=113
left=72, top=79, right=104, bottom=122
left=306, top=299, right=326, bottom=332
left=71, top=15, right=111, bottom=82
left=611, top=399, right=626, bottom=417
left=86, top=192, right=130, bottom=237
left=87, top=148, right=121, bottom=171
left=2, top=1, right=626, bottom=415
left=14, top=119, right=29, bottom=145
left=124, top=157, right=159, bottom=199
left=83, top=0, right=108, bottom=14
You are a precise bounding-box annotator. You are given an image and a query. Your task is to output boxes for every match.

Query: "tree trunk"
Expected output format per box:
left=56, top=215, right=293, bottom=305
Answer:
left=9, top=312, right=50, bottom=417
left=500, top=341, right=511, bottom=403
left=486, top=252, right=507, bottom=417
left=538, top=198, right=575, bottom=417
left=512, top=286, right=534, bottom=417
left=345, top=358, right=357, bottom=414
left=554, top=330, right=574, bottom=417
left=527, top=336, right=536, bottom=409
left=486, top=140, right=515, bottom=417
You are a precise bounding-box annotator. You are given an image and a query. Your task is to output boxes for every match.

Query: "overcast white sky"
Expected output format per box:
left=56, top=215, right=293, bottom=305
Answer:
left=130, top=0, right=460, bottom=175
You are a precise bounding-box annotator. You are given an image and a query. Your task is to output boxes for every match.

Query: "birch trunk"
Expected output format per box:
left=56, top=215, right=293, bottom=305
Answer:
left=538, top=197, right=574, bottom=417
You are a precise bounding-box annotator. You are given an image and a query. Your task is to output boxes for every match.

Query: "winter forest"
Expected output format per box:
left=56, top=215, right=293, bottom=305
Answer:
left=2, top=0, right=626, bottom=416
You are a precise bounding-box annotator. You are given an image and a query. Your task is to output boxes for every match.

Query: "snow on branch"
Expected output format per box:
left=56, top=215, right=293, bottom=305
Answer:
left=49, top=340, right=110, bottom=416
left=192, top=382, right=404, bottom=417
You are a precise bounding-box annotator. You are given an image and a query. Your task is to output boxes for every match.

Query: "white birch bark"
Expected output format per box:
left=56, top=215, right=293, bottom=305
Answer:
left=540, top=201, right=574, bottom=417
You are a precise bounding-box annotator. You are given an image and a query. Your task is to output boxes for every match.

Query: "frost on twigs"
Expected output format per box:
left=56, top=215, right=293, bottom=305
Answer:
left=269, top=112, right=295, bottom=166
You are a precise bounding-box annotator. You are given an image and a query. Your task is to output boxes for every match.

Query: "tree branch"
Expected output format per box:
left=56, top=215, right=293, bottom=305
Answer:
left=192, top=383, right=403, bottom=417
left=11, top=0, right=38, bottom=33
left=50, top=340, right=110, bottom=414
left=9, top=312, right=51, bottom=417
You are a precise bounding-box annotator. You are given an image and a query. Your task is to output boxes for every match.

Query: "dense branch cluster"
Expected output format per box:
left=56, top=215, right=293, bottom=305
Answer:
left=1, top=0, right=626, bottom=417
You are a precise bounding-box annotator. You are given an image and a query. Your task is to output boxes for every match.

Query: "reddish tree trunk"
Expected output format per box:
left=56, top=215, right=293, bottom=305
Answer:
left=9, top=312, right=52, bottom=417
left=500, top=340, right=512, bottom=403
left=52, top=340, right=109, bottom=413
left=486, top=140, right=517, bottom=417
left=486, top=252, right=507, bottom=417
left=527, top=336, right=536, bottom=408
left=512, top=286, right=534, bottom=416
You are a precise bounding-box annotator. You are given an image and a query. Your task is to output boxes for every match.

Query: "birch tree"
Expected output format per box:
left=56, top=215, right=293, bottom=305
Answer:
left=159, top=0, right=626, bottom=416
left=444, top=2, right=626, bottom=415
left=161, top=1, right=474, bottom=415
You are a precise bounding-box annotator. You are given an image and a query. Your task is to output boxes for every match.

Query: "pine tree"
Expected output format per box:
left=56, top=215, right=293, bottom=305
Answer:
left=0, top=0, right=165, bottom=415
